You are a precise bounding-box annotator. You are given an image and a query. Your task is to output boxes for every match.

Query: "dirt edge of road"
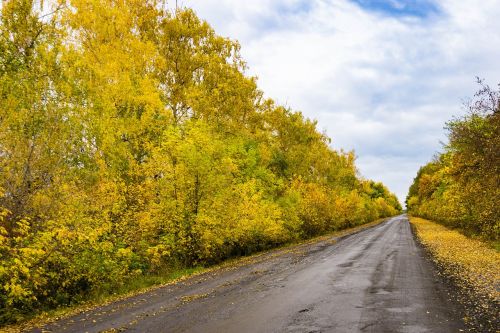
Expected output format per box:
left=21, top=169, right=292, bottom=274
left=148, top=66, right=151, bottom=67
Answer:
left=3, top=217, right=391, bottom=333
left=409, top=218, right=499, bottom=333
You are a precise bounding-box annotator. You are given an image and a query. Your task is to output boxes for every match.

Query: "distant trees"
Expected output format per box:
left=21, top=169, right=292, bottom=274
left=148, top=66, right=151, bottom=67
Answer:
left=406, top=80, right=499, bottom=240
left=0, top=0, right=401, bottom=324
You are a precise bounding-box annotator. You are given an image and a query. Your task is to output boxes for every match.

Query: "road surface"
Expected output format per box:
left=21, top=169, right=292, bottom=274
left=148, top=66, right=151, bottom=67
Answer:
left=32, top=215, right=465, bottom=333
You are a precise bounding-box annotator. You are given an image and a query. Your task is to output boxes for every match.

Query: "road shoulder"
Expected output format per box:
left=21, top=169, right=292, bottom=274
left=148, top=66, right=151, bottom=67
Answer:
left=409, top=216, right=500, bottom=332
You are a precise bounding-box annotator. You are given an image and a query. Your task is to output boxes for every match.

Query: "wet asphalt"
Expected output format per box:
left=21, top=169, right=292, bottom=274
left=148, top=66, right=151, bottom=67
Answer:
left=32, top=215, right=465, bottom=333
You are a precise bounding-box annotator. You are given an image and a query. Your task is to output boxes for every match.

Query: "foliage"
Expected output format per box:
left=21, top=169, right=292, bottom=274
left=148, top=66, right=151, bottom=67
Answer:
left=0, top=0, right=401, bottom=324
left=406, top=80, right=499, bottom=240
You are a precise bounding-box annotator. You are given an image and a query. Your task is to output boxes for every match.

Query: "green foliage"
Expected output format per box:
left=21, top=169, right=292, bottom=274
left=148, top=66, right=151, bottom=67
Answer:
left=0, top=0, right=401, bottom=324
left=407, top=80, right=500, bottom=240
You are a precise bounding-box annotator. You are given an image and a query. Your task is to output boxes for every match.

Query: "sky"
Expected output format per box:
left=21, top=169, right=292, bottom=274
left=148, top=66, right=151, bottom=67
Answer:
left=181, top=0, right=500, bottom=205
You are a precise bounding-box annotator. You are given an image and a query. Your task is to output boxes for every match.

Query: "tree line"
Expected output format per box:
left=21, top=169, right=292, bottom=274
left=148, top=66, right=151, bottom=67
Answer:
left=0, top=0, right=401, bottom=323
left=406, top=80, right=499, bottom=240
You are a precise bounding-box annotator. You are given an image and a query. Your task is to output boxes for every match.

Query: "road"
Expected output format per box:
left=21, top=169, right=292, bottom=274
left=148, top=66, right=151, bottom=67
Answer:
left=32, top=215, right=465, bottom=333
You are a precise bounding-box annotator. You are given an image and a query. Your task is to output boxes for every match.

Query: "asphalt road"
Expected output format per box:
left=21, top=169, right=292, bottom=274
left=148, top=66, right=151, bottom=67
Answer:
left=32, top=215, right=465, bottom=333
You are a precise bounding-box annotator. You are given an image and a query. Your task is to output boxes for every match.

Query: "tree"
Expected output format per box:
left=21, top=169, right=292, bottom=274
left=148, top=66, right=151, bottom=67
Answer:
left=407, top=80, right=500, bottom=239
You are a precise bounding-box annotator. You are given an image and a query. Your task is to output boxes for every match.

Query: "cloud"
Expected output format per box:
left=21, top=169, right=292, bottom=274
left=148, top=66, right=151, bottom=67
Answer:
left=184, top=0, right=500, bottom=205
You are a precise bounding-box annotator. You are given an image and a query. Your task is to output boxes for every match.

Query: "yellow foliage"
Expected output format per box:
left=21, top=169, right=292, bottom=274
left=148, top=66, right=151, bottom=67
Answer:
left=0, top=0, right=401, bottom=324
left=407, top=82, right=499, bottom=239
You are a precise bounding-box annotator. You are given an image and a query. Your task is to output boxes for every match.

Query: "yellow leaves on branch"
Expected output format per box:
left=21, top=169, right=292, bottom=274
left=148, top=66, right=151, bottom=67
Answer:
left=0, top=0, right=402, bottom=324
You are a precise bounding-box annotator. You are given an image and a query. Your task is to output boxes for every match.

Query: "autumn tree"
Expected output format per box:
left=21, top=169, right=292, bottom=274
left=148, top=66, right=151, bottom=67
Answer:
left=0, top=0, right=401, bottom=324
left=407, top=80, right=499, bottom=239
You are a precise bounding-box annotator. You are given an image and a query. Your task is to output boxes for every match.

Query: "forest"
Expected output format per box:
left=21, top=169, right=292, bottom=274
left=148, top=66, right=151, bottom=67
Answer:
left=0, top=0, right=401, bottom=324
left=406, top=80, right=499, bottom=240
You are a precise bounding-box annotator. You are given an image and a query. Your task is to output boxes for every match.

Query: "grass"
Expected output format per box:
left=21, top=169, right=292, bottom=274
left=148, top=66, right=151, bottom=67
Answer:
left=2, top=216, right=392, bottom=333
left=486, top=240, right=500, bottom=252
left=409, top=216, right=499, bottom=331
left=98, top=267, right=204, bottom=299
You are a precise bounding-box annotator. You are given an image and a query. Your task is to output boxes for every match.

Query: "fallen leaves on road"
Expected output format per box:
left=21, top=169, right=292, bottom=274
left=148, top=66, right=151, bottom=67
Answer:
left=410, top=217, right=499, bottom=332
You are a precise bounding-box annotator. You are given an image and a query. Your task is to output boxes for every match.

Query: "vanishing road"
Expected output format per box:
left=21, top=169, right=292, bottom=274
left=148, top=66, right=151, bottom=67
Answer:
left=33, top=215, right=465, bottom=333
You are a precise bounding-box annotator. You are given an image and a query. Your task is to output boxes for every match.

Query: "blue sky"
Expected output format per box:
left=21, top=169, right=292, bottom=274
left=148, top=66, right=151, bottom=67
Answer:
left=351, top=0, right=440, bottom=18
left=184, top=0, right=500, bottom=205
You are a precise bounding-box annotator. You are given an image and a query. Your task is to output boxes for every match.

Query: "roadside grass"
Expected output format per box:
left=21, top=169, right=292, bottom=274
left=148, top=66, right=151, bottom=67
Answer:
left=0, top=267, right=204, bottom=333
left=2, top=216, right=392, bottom=333
left=409, top=216, right=500, bottom=331
left=487, top=240, right=500, bottom=252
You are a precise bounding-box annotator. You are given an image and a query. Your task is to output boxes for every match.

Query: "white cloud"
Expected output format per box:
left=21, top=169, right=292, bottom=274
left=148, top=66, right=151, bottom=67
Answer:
left=184, top=0, right=500, bottom=204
